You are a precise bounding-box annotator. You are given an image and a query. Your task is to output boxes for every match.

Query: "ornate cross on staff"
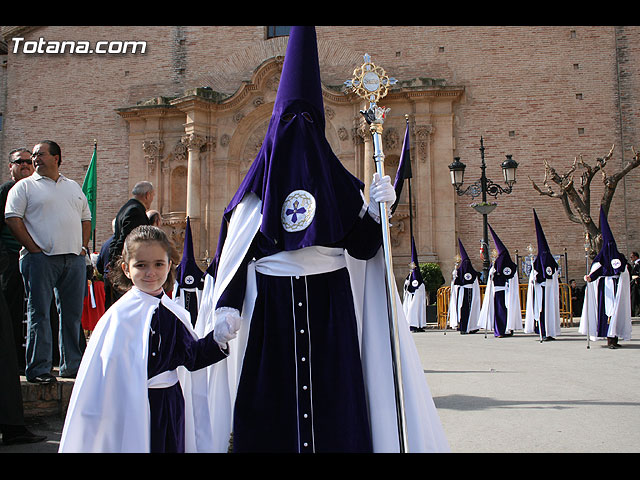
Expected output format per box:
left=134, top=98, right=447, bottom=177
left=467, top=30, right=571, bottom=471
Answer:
left=345, top=54, right=409, bottom=452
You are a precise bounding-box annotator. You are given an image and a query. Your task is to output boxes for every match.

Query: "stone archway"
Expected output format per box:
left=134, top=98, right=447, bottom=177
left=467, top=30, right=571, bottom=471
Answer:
left=118, top=58, right=464, bottom=281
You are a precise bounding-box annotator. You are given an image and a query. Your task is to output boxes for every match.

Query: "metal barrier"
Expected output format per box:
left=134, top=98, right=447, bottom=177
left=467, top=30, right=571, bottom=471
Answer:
left=436, top=283, right=575, bottom=330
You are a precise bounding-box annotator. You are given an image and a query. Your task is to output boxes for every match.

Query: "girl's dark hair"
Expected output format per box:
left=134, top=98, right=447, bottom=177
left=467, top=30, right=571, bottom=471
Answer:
left=108, top=225, right=180, bottom=294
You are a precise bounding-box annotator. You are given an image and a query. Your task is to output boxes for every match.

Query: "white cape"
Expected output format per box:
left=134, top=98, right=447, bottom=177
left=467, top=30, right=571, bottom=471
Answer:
left=195, top=192, right=449, bottom=453
left=524, top=268, right=561, bottom=338
left=478, top=265, right=522, bottom=333
left=59, top=287, right=214, bottom=453
left=579, top=263, right=632, bottom=341
left=403, top=283, right=427, bottom=329
left=448, top=274, right=481, bottom=332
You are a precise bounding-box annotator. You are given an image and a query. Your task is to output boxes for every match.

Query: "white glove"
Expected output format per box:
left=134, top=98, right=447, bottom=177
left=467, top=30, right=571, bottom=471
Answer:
left=213, top=307, right=242, bottom=347
left=367, top=172, right=396, bottom=222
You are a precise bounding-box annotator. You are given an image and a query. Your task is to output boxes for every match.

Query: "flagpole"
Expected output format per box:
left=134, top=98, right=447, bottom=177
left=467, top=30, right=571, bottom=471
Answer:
left=405, top=116, right=414, bottom=244
left=92, top=139, right=97, bottom=252
left=346, top=55, right=409, bottom=453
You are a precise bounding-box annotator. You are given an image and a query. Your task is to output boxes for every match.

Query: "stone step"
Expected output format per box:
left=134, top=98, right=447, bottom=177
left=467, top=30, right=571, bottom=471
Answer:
left=20, top=369, right=75, bottom=419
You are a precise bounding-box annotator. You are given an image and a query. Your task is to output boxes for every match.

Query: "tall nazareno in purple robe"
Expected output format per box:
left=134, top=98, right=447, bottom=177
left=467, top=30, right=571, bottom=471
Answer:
left=213, top=26, right=382, bottom=452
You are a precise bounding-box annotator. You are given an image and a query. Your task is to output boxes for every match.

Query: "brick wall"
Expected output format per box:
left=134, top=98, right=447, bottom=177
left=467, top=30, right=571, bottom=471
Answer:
left=2, top=25, right=638, bottom=284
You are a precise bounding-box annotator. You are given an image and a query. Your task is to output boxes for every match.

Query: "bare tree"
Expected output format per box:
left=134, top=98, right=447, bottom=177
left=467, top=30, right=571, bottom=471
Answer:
left=529, top=144, right=640, bottom=258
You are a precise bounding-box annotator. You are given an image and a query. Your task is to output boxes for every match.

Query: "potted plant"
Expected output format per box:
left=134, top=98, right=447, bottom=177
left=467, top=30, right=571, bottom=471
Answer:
left=470, top=201, right=497, bottom=215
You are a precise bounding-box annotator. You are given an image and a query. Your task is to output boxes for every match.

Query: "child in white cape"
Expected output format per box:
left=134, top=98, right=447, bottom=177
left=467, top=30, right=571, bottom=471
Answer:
left=59, top=226, right=228, bottom=453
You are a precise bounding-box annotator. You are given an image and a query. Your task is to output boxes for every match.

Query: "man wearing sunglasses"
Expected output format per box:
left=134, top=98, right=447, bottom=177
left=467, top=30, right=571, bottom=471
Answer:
left=0, top=148, right=47, bottom=445
left=1, top=148, right=34, bottom=371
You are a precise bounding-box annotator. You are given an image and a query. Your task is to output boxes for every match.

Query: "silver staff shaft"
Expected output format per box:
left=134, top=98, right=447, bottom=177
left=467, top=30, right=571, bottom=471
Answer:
left=369, top=120, right=409, bottom=453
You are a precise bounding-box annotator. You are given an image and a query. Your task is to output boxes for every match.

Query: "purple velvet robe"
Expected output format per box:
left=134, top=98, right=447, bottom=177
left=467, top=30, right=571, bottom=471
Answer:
left=216, top=212, right=382, bottom=453
left=147, top=302, right=227, bottom=453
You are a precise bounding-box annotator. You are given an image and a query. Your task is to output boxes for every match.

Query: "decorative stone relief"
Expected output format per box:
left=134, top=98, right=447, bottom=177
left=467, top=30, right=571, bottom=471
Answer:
left=415, top=125, right=433, bottom=163
left=173, top=141, right=187, bottom=162
left=383, top=127, right=399, bottom=151
left=324, top=106, right=335, bottom=120
left=181, top=133, right=206, bottom=152
left=142, top=140, right=164, bottom=175
left=337, top=127, right=349, bottom=142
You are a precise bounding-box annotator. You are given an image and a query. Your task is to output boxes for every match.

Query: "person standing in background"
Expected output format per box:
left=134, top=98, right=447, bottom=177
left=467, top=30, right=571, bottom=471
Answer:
left=1, top=148, right=34, bottom=373
left=5, top=140, right=92, bottom=383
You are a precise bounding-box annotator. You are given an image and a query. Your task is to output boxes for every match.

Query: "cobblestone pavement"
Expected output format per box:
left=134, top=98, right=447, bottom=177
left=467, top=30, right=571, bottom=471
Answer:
left=2, top=324, right=639, bottom=454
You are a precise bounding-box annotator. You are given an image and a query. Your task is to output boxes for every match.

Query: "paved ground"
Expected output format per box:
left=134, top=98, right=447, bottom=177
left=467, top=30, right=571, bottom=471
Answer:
left=2, top=323, right=638, bottom=454
left=413, top=324, right=640, bottom=453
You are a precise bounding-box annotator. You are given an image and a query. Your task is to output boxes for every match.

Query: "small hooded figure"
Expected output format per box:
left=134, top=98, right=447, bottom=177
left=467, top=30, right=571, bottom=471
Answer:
left=449, top=239, right=481, bottom=334
left=579, top=206, right=632, bottom=348
left=478, top=224, right=522, bottom=337
left=403, top=237, right=427, bottom=331
left=524, top=209, right=561, bottom=340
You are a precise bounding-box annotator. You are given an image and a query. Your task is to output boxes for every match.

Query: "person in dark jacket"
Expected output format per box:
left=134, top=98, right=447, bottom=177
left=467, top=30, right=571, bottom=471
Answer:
left=107, top=181, right=153, bottom=305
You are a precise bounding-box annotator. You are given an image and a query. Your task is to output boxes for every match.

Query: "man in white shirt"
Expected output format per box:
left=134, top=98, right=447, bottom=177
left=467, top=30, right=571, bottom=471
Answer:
left=5, top=140, right=92, bottom=383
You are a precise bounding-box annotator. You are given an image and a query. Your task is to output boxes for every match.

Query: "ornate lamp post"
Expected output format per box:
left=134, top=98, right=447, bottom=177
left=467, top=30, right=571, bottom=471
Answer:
left=448, top=137, right=519, bottom=282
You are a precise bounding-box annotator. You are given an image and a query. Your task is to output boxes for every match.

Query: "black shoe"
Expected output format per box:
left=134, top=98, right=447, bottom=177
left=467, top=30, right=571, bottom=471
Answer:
left=60, top=371, right=77, bottom=379
left=2, top=428, right=47, bottom=445
left=27, top=373, right=57, bottom=384
left=543, top=336, right=556, bottom=341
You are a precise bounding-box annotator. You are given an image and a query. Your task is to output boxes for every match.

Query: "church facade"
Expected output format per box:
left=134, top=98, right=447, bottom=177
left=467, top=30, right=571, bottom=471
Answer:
left=2, top=26, right=639, bottom=286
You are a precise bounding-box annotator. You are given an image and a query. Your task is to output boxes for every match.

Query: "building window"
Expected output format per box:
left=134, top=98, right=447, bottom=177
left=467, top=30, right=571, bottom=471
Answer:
left=267, top=26, right=291, bottom=39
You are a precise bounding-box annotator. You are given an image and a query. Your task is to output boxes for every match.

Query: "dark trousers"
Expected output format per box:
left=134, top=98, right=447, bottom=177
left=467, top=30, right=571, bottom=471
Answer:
left=0, top=256, right=25, bottom=429
left=0, top=251, right=26, bottom=372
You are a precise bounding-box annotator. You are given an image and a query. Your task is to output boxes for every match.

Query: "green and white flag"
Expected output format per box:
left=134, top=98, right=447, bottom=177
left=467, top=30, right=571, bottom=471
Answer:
left=82, top=142, right=97, bottom=243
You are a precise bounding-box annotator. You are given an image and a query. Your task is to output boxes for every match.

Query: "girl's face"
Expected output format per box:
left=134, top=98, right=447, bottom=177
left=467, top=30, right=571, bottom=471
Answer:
left=122, top=241, right=171, bottom=295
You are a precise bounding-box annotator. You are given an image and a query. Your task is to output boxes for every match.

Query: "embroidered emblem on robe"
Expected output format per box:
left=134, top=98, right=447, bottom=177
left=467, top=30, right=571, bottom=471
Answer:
left=281, top=190, right=316, bottom=232
left=611, top=258, right=621, bottom=269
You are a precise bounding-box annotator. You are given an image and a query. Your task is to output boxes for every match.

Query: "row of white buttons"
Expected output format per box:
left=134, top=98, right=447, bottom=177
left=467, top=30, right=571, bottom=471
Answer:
left=293, top=275, right=313, bottom=451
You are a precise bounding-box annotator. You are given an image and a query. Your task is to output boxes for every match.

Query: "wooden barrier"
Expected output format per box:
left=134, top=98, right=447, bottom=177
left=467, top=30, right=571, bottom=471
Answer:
left=436, top=282, right=575, bottom=330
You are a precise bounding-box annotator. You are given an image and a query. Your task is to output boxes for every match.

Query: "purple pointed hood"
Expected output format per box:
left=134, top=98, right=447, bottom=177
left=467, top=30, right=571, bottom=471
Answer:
left=176, top=216, right=204, bottom=290
left=222, top=26, right=364, bottom=252
left=455, top=238, right=479, bottom=286
left=405, top=236, right=424, bottom=293
left=532, top=209, right=558, bottom=279
left=593, top=206, right=627, bottom=275
left=489, top=223, right=517, bottom=279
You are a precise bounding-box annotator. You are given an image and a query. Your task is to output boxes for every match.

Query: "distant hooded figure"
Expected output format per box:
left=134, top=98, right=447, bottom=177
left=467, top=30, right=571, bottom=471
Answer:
left=525, top=209, right=561, bottom=341
left=449, top=239, right=481, bottom=334
left=195, top=26, right=449, bottom=453
left=579, top=207, right=632, bottom=348
left=172, top=217, right=205, bottom=327
left=403, top=237, right=427, bottom=331
left=478, top=224, right=522, bottom=337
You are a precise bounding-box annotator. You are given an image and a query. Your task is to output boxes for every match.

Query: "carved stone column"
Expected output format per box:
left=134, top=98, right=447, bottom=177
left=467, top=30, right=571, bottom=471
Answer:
left=357, top=119, right=374, bottom=201
left=181, top=133, right=206, bottom=256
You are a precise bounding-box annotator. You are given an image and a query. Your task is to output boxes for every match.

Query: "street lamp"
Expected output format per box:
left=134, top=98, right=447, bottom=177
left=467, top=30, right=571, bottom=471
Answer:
left=448, top=136, right=519, bottom=282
